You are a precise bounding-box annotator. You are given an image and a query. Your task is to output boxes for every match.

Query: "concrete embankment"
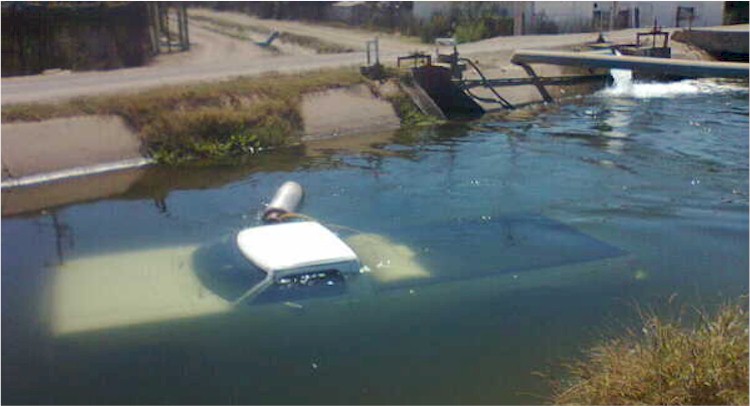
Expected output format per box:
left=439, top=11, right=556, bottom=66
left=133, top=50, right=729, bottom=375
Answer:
left=0, top=82, right=403, bottom=189
left=672, top=24, right=749, bottom=61
left=300, top=83, right=401, bottom=140
left=1, top=116, right=148, bottom=185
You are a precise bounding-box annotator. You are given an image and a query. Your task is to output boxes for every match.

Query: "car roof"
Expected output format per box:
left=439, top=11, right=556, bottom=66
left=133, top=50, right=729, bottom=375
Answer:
left=236, top=221, right=358, bottom=273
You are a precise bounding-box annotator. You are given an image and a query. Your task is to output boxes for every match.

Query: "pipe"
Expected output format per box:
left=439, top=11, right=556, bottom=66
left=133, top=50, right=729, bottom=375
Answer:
left=262, top=181, right=304, bottom=223
left=511, top=49, right=749, bottom=79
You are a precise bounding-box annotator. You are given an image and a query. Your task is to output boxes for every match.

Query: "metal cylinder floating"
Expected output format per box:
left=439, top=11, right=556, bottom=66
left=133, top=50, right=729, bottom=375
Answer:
left=262, top=181, right=304, bottom=223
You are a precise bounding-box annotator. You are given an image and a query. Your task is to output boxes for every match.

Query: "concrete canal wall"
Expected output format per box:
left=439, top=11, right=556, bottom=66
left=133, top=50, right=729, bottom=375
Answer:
left=0, top=83, right=403, bottom=187
left=300, top=83, right=401, bottom=140
left=672, top=25, right=749, bottom=61
left=1, top=116, right=145, bottom=182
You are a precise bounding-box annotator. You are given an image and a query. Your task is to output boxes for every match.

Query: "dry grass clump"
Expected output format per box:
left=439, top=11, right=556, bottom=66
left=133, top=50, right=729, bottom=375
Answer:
left=552, top=299, right=749, bottom=405
left=2, top=68, right=366, bottom=163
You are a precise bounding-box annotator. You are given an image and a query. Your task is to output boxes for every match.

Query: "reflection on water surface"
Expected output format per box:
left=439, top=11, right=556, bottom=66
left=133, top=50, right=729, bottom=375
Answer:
left=2, top=80, right=748, bottom=404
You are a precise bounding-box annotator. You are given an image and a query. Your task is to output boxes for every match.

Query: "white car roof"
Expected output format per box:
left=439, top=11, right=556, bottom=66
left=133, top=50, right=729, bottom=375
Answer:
left=236, top=221, right=358, bottom=273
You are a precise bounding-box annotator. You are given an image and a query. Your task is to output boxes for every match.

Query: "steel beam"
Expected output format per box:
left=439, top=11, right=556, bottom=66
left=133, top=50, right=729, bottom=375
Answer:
left=511, top=49, right=749, bottom=79
left=458, top=74, right=609, bottom=89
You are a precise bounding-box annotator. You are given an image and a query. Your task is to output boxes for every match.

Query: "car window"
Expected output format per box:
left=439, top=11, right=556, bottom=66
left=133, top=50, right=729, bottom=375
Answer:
left=253, top=269, right=346, bottom=304
left=191, top=237, right=268, bottom=302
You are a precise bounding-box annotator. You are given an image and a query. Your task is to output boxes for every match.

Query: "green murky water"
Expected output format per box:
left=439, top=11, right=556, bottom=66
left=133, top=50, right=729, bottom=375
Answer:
left=2, top=79, right=748, bottom=404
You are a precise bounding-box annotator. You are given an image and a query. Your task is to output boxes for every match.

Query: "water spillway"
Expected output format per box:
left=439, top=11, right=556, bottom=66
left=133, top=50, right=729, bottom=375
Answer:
left=511, top=49, right=750, bottom=79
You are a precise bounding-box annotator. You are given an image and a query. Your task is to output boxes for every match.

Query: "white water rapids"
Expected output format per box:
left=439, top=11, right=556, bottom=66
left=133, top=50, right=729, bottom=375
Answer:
left=600, top=51, right=744, bottom=98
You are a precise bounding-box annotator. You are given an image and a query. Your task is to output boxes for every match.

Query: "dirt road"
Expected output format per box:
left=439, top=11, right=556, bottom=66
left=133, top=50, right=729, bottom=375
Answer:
left=2, top=8, right=678, bottom=106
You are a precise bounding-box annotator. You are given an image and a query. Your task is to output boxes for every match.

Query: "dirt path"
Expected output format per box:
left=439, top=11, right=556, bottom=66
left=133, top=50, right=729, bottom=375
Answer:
left=0, top=9, right=618, bottom=106
left=188, top=8, right=427, bottom=54
left=1, top=8, right=713, bottom=107
left=153, top=17, right=274, bottom=68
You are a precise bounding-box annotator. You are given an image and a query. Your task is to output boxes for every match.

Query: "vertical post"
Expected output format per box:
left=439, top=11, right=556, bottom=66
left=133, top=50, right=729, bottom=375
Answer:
left=366, top=41, right=371, bottom=65
left=36, top=6, right=43, bottom=71
left=451, top=45, right=459, bottom=79
left=512, top=2, right=524, bottom=36
left=176, top=6, right=184, bottom=51
left=374, top=37, right=379, bottom=65
left=181, top=5, right=188, bottom=51
left=167, top=7, right=173, bottom=53
left=182, top=3, right=190, bottom=51
left=147, top=3, right=157, bottom=55
left=162, top=4, right=171, bottom=53
left=153, top=3, right=162, bottom=54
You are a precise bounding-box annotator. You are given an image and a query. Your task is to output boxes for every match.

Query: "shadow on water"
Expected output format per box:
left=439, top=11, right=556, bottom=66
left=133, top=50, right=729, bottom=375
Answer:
left=369, top=215, right=627, bottom=291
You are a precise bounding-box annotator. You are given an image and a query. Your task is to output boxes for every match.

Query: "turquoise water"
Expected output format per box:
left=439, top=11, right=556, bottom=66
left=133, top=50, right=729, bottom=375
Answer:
left=2, top=79, right=748, bottom=404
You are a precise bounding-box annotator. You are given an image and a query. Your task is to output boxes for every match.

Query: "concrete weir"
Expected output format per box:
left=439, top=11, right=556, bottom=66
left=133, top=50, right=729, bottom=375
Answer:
left=511, top=50, right=750, bottom=79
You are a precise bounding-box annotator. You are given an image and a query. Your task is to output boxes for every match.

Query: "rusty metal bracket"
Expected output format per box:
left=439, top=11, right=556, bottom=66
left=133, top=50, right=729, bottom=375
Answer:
left=397, top=52, right=431, bottom=68
left=518, top=63, right=554, bottom=103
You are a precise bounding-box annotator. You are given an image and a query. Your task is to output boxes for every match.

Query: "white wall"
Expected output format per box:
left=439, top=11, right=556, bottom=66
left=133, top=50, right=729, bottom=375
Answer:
left=628, top=2, right=724, bottom=28
left=531, top=1, right=606, bottom=32
left=412, top=1, right=725, bottom=33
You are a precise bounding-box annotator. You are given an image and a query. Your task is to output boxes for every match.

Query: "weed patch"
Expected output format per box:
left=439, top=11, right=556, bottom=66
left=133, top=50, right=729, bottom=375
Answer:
left=3, top=68, right=366, bottom=163
left=386, top=92, right=442, bottom=127
left=550, top=298, right=749, bottom=405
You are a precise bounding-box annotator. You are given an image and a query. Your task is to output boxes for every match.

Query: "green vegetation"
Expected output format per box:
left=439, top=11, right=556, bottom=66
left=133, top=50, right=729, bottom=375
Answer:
left=453, top=15, right=514, bottom=43
left=551, top=299, right=748, bottom=405
left=191, top=15, right=354, bottom=54
left=724, top=1, right=749, bottom=25
left=3, top=67, right=436, bottom=164
left=352, top=5, right=514, bottom=44
left=386, top=93, right=442, bottom=127
left=3, top=68, right=366, bottom=163
left=199, top=3, right=515, bottom=46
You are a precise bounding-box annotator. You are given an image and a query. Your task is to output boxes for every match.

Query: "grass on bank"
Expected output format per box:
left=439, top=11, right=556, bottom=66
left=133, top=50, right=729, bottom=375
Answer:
left=3, top=68, right=363, bottom=163
left=2, top=67, right=438, bottom=163
left=551, top=299, right=749, bottom=405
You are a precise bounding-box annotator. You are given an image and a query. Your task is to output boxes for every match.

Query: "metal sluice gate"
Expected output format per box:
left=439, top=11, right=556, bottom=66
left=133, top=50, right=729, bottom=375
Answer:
left=400, top=42, right=610, bottom=111
left=394, top=31, right=748, bottom=114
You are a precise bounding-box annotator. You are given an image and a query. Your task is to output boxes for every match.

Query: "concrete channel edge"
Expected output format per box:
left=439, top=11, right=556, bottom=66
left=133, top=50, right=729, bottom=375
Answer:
left=1, top=157, right=155, bottom=190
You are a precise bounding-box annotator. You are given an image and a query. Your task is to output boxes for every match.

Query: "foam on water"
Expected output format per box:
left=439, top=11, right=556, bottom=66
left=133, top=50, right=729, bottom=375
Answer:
left=601, top=77, right=743, bottom=98
left=600, top=51, right=745, bottom=98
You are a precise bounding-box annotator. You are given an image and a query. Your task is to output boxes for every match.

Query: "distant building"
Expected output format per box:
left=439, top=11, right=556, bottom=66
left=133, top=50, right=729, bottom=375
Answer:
left=411, top=1, right=725, bottom=35
left=328, top=1, right=368, bottom=24
left=532, top=1, right=724, bottom=32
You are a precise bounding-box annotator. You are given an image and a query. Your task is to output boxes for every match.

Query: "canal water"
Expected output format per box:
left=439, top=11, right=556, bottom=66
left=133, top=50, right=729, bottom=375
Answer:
left=2, top=78, right=748, bottom=404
